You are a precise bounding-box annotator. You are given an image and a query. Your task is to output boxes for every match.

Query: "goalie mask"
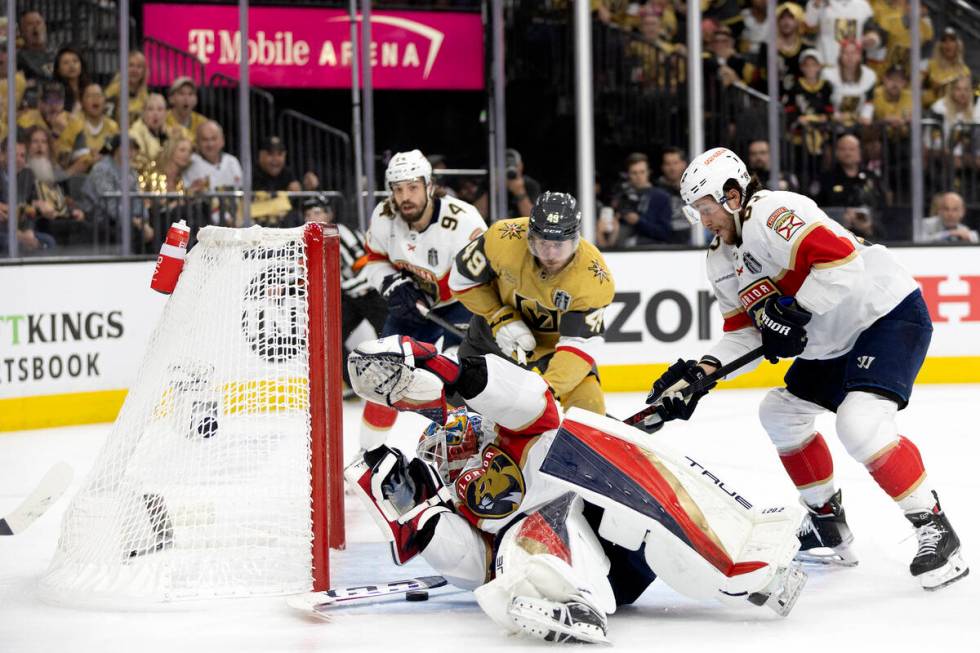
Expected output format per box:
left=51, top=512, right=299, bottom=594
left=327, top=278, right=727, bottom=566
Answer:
left=417, top=407, right=486, bottom=485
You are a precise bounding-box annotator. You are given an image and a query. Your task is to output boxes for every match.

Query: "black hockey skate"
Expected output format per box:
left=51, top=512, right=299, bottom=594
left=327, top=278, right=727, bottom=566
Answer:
left=906, top=493, right=969, bottom=591
left=795, top=489, right=858, bottom=567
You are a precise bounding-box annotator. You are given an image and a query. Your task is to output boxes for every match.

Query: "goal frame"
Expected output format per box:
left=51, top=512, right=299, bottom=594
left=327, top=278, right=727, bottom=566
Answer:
left=306, top=222, right=346, bottom=591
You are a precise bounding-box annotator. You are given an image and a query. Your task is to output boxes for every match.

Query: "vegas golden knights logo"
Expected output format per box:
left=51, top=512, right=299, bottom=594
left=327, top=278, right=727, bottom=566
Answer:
left=515, top=292, right=560, bottom=332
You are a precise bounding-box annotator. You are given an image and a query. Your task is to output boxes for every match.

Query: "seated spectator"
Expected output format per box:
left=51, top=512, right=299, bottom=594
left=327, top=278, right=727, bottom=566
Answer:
left=165, top=77, right=208, bottom=145
left=841, top=206, right=887, bottom=241
left=921, top=27, right=969, bottom=108
left=16, top=10, right=56, bottom=81
left=631, top=8, right=686, bottom=88
left=130, top=92, right=187, bottom=173
left=928, top=74, right=980, bottom=167
left=183, top=121, right=242, bottom=192
left=785, top=49, right=835, bottom=154
left=0, top=39, right=27, bottom=141
left=654, top=146, right=691, bottom=241
left=56, top=83, right=120, bottom=176
left=755, top=2, right=813, bottom=100
left=18, top=81, right=70, bottom=141
left=252, top=136, right=298, bottom=192
left=822, top=39, right=876, bottom=128
left=735, top=0, right=769, bottom=55
left=872, top=64, right=912, bottom=132
left=815, top=133, right=885, bottom=211
left=105, top=51, right=149, bottom=125
left=456, top=176, right=489, bottom=221
left=157, top=135, right=199, bottom=194
left=183, top=120, right=242, bottom=226
left=609, top=152, right=675, bottom=246
left=0, top=138, right=57, bottom=254
left=746, top=139, right=800, bottom=192
left=870, top=0, right=932, bottom=77
left=24, top=126, right=89, bottom=247
left=920, top=191, right=978, bottom=243
left=704, top=24, right=756, bottom=89
left=505, top=147, right=540, bottom=218
left=648, top=0, right=679, bottom=42
left=252, top=136, right=300, bottom=225
left=53, top=46, right=92, bottom=115
left=78, top=134, right=153, bottom=251
left=804, top=0, right=880, bottom=66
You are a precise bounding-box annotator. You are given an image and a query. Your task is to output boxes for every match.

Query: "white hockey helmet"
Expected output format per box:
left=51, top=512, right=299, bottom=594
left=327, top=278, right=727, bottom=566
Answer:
left=679, top=147, right=751, bottom=224
left=385, top=149, right=432, bottom=190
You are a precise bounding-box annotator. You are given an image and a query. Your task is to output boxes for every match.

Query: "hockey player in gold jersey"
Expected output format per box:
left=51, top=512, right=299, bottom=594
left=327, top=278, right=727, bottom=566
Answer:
left=449, top=192, right=614, bottom=414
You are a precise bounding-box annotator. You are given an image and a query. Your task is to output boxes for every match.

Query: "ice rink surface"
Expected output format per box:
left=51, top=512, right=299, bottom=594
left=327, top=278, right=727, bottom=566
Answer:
left=1, top=386, right=977, bottom=652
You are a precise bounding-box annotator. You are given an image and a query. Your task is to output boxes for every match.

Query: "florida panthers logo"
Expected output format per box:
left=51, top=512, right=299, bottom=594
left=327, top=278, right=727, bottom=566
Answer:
left=457, top=445, right=526, bottom=519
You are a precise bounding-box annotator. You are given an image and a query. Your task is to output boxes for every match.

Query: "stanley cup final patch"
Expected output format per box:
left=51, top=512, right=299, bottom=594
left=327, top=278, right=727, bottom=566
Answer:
left=742, top=251, right=763, bottom=274
left=427, top=248, right=439, bottom=267
left=553, top=289, right=572, bottom=312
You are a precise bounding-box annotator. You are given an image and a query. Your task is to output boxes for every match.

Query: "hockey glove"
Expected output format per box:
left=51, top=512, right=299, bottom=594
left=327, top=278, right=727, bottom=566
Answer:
left=756, top=296, right=811, bottom=364
left=381, top=272, right=430, bottom=326
left=489, top=307, right=536, bottom=363
left=645, top=358, right=717, bottom=422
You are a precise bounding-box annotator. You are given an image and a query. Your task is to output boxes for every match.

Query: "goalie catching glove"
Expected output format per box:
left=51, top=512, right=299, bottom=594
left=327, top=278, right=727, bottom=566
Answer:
left=347, top=335, right=462, bottom=425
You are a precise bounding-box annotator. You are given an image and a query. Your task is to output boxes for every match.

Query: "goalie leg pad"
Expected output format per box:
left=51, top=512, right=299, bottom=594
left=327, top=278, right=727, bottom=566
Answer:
left=474, top=495, right=615, bottom=639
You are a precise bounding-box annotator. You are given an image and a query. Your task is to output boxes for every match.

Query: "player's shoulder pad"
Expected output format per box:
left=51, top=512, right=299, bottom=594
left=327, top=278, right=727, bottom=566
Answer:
left=483, top=217, right=530, bottom=259
left=743, top=190, right=820, bottom=250
left=440, top=196, right=486, bottom=229
left=568, top=239, right=615, bottom=308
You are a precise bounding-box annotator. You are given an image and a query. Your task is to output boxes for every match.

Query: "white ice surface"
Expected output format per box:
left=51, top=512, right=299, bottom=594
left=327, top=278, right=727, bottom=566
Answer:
left=1, top=387, right=977, bottom=652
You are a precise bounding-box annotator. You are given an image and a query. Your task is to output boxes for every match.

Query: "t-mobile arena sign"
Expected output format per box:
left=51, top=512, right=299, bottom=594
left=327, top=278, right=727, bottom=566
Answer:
left=142, top=4, right=484, bottom=90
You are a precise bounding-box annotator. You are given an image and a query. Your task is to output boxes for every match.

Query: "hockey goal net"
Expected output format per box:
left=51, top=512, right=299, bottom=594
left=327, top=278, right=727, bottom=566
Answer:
left=39, top=223, right=345, bottom=606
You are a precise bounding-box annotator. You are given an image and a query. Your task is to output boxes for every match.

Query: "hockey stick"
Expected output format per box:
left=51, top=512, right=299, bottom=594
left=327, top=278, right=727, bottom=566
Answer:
left=415, top=301, right=467, bottom=340
left=286, top=575, right=449, bottom=614
left=623, top=346, right=766, bottom=430
left=0, top=462, right=73, bottom=536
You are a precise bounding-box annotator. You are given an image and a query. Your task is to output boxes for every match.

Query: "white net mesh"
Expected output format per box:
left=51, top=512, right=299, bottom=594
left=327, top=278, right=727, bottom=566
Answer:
left=40, top=225, right=321, bottom=606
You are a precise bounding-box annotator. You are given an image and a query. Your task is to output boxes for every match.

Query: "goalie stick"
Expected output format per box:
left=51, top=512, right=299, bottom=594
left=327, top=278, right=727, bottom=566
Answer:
left=286, top=575, right=448, bottom=614
left=623, top=346, right=765, bottom=430
left=0, top=462, right=73, bottom=536
left=415, top=301, right=467, bottom=340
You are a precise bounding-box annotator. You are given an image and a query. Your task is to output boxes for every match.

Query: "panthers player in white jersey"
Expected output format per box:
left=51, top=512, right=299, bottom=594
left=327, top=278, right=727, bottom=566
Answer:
left=359, top=150, right=486, bottom=448
left=643, top=147, right=967, bottom=591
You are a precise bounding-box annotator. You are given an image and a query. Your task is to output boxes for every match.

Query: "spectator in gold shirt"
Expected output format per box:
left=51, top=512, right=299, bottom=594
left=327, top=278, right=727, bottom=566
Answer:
left=165, top=77, right=207, bottom=146
left=55, top=83, right=119, bottom=176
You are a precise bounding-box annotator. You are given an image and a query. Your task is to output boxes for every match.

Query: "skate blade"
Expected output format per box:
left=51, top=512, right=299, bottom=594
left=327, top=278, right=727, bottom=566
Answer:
left=509, top=602, right=611, bottom=646
left=920, top=550, right=969, bottom=591
left=795, top=545, right=859, bottom=568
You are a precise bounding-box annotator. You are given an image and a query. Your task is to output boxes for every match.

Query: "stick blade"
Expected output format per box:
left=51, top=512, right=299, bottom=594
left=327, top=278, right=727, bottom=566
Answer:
left=0, top=462, right=74, bottom=535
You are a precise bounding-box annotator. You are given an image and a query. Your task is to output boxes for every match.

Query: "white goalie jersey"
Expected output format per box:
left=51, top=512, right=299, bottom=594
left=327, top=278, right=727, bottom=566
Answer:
left=704, top=190, right=918, bottom=370
left=363, top=196, right=486, bottom=307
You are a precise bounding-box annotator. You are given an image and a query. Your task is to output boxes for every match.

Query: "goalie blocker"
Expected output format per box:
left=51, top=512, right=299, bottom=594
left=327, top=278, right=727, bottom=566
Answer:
left=344, top=335, right=809, bottom=643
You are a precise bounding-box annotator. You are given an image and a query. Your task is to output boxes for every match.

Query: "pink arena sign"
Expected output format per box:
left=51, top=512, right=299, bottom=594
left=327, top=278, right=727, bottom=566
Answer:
left=142, top=4, right=484, bottom=90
